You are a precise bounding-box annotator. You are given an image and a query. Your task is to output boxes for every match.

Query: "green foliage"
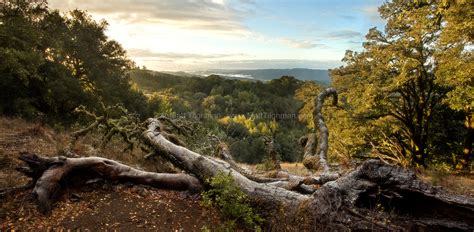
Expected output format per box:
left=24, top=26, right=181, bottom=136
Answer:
left=322, top=0, right=472, bottom=167
left=4, top=0, right=469, bottom=171
left=219, top=115, right=278, bottom=135
left=255, top=158, right=281, bottom=172
left=229, top=138, right=267, bottom=164
left=130, top=70, right=306, bottom=163
left=202, top=171, right=264, bottom=230
left=0, top=0, right=150, bottom=122
left=435, top=0, right=473, bottom=112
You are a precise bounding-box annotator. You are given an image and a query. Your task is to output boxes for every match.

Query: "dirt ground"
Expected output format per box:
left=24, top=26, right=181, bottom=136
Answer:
left=0, top=117, right=223, bottom=231
left=1, top=185, right=222, bottom=231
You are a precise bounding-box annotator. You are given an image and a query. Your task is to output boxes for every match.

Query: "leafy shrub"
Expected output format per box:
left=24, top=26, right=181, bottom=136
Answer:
left=201, top=171, right=263, bottom=230
left=256, top=158, right=281, bottom=171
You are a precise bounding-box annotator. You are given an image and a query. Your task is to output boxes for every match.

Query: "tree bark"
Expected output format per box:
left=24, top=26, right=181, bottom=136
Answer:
left=142, top=118, right=474, bottom=230
left=303, top=88, right=338, bottom=172
left=301, top=133, right=318, bottom=170
left=17, top=152, right=202, bottom=214
left=461, top=109, right=473, bottom=169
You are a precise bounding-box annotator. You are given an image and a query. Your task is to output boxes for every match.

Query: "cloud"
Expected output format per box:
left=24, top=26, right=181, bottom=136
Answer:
left=359, top=6, right=384, bottom=23
left=238, top=0, right=256, bottom=4
left=326, top=30, right=362, bottom=39
left=48, top=0, right=252, bottom=34
left=279, top=38, right=323, bottom=49
left=347, top=40, right=362, bottom=45
left=206, top=59, right=343, bottom=70
left=127, top=49, right=247, bottom=60
left=142, top=58, right=342, bottom=71
left=339, top=15, right=356, bottom=20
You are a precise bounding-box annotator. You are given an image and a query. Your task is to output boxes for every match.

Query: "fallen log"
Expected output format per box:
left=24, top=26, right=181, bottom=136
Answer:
left=16, top=152, right=202, bottom=214
left=216, top=143, right=317, bottom=193
left=143, top=118, right=474, bottom=230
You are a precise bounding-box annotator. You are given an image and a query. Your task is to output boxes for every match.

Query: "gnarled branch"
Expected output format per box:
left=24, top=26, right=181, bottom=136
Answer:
left=142, top=117, right=474, bottom=230
left=303, top=87, right=338, bottom=173
left=17, top=152, right=202, bottom=214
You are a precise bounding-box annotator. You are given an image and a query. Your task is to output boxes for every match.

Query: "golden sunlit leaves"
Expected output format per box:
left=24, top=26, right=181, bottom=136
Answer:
left=218, top=114, right=278, bottom=136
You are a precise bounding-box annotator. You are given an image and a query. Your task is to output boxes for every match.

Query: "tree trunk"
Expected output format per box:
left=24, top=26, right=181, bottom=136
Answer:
left=301, top=133, right=318, bottom=170
left=265, top=137, right=281, bottom=170
left=143, top=118, right=474, bottom=230
left=303, top=87, right=337, bottom=172
left=461, top=110, right=473, bottom=169
left=17, top=152, right=202, bottom=214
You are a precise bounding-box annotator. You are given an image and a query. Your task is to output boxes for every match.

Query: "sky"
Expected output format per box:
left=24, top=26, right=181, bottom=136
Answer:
left=48, top=0, right=386, bottom=71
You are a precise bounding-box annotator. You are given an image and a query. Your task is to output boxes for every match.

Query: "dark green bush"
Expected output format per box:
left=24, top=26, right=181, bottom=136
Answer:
left=201, top=171, right=263, bottom=231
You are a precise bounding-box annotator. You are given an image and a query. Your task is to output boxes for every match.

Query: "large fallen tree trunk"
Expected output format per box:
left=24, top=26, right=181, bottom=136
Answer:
left=16, top=152, right=202, bottom=214
left=143, top=118, right=474, bottom=231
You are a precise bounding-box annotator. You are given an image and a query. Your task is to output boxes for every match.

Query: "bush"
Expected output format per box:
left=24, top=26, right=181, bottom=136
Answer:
left=201, top=171, right=263, bottom=230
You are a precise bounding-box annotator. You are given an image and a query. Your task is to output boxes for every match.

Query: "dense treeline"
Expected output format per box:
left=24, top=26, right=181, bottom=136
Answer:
left=325, top=0, right=472, bottom=169
left=131, top=70, right=302, bottom=116
left=131, top=69, right=308, bottom=163
left=0, top=0, right=151, bottom=123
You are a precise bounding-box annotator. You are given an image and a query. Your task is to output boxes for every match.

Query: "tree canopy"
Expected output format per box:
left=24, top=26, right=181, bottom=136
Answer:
left=321, top=0, right=473, bottom=168
left=0, top=0, right=150, bottom=121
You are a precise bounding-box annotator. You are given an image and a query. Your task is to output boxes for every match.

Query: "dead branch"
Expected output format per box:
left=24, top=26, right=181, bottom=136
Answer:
left=303, top=88, right=337, bottom=172
left=17, top=152, right=202, bottom=214
left=262, top=136, right=281, bottom=170
left=70, top=104, right=145, bottom=151
left=142, top=117, right=474, bottom=230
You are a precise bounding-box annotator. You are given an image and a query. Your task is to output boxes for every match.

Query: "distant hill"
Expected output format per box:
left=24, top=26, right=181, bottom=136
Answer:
left=200, top=68, right=330, bottom=84
left=131, top=68, right=331, bottom=87
left=130, top=70, right=189, bottom=92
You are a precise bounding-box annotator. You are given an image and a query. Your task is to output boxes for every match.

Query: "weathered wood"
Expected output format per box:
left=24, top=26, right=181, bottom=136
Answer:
left=262, top=136, right=281, bottom=170
left=311, top=87, right=338, bottom=172
left=143, top=118, right=474, bottom=230
left=17, top=152, right=202, bottom=214
left=302, top=88, right=338, bottom=172
left=143, top=118, right=310, bottom=226
left=216, top=143, right=316, bottom=193
left=216, top=143, right=284, bottom=183
left=301, top=133, right=319, bottom=170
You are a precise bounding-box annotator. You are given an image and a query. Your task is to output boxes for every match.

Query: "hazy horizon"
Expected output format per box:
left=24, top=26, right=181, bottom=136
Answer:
left=49, top=0, right=385, bottom=71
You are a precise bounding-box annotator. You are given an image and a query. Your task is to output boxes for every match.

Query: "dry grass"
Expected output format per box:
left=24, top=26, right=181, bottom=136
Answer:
left=242, top=162, right=313, bottom=176
left=0, top=117, right=60, bottom=189
left=71, top=131, right=178, bottom=173
left=418, top=170, right=474, bottom=198
left=0, top=117, right=175, bottom=190
left=279, top=162, right=312, bottom=176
